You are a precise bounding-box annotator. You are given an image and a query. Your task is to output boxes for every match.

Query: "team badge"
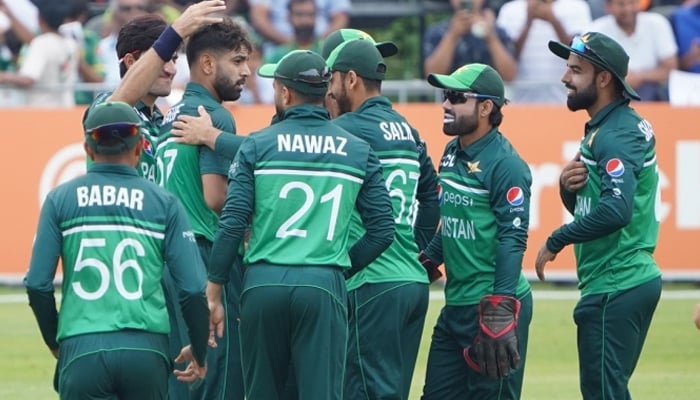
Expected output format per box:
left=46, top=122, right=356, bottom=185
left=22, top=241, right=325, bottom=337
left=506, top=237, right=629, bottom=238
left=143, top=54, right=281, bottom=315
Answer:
left=143, top=137, right=154, bottom=156
left=506, top=187, right=524, bottom=206
left=605, top=158, right=625, bottom=178
left=467, top=160, right=481, bottom=174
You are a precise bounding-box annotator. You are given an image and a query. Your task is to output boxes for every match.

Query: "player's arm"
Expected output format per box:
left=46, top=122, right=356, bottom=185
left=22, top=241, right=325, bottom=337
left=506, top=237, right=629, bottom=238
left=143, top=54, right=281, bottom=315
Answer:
left=413, top=136, right=441, bottom=251
left=200, top=144, right=230, bottom=214
left=24, top=195, right=62, bottom=356
left=163, top=199, right=210, bottom=367
left=490, top=156, right=532, bottom=295
left=172, top=105, right=245, bottom=160
left=559, top=151, right=587, bottom=215
left=108, top=0, right=226, bottom=106
left=345, top=149, right=395, bottom=278
left=546, top=129, right=644, bottom=254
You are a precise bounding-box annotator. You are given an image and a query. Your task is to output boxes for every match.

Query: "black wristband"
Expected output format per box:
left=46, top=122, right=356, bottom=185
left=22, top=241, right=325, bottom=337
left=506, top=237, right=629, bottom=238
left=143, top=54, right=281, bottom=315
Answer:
left=152, top=26, right=183, bottom=62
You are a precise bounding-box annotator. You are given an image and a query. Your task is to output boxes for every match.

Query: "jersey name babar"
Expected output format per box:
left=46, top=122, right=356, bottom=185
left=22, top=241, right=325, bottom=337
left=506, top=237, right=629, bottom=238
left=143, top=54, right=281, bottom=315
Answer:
left=76, top=185, right=145, bottom=211
left=277, top=133, right=348, bottom=156
left=380, top=121, right=416, bottom=142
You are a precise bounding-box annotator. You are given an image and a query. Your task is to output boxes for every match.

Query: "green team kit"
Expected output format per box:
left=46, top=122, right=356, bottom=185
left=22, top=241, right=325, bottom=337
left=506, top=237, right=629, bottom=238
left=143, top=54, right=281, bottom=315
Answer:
left=422, top=128, right=533, bottom=399
left=545, top=99, right=662, bottom=400
left=207, top=103, right=395, bottom=400
left=157, top=82, right=245, bottom=400
left=24, top=162, right=209, bottom=399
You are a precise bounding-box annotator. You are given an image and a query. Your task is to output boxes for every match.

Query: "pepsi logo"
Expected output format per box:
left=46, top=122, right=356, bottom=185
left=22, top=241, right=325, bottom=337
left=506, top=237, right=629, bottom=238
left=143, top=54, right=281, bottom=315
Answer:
left=606, top=158, right=625, bottom=178
left=506, top=187, right=524, bottom=206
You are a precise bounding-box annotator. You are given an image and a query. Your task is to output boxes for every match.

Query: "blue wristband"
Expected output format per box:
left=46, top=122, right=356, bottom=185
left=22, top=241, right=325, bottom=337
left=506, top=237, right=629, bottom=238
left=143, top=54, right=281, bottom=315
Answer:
left=152, top=26, right=183, bottom=62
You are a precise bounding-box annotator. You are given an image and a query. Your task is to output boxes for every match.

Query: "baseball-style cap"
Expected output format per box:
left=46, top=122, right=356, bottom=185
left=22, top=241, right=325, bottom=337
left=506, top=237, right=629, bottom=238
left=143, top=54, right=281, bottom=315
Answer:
left=548, top=32, right=640, bottom=100
left=84, top=102, right=143, bottom=154
left=321, top=28, right=398, bottom=59
left=427, top=63, right=507, bottom=107
left=326, top=39, right=387, bottom=81
left=258, top=50, right=330, bottom=96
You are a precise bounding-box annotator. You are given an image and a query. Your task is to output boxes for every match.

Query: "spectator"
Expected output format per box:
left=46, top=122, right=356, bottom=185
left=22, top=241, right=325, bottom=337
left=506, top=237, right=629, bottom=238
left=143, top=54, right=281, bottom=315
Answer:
left=97, top=0, right=149, bottom=87
left=0, top=0, right=38, bottom=44
left=671, top=0, right=700, bottom=73
left=249, top=0, right=349, bottom=47
left=423, top=0, right=517, bottom=81
left=0, top=3, right=78, bottom=107
left=497, top=0, right=592, bottom=103
left=588, top=0, right=678, bottom=101
left=60, top=0, right=105, bottom=104
left=0, top=29, right=26, bottom=106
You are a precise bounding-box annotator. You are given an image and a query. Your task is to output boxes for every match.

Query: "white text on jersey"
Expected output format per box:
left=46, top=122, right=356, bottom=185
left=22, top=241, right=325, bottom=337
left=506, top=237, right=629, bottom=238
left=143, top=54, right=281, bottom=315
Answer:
left=380, top=121, right=415, bottom=142
left=440, top=216, right=476, bottom=240
left=277, top=134, right=348, bottom=156
left=77, top=185, right=144, bottom=211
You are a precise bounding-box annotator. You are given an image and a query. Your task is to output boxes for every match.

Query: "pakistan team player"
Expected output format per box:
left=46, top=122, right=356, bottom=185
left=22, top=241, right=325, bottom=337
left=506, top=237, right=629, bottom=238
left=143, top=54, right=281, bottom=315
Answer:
left=206, top=50, right=395, bottom=400
left=156, top=19, right=252, bottom=400
left=325, top=39, right=440, bottom=399
left=536, top=32, right=662, bottom=400
left=421, top=63, right=533, bottom=399
left=25, top=101, right=210, bottom=399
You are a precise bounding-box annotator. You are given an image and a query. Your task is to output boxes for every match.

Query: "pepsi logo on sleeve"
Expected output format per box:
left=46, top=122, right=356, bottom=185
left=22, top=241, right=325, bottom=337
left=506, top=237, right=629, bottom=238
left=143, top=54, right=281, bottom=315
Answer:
left=506, top=187, right=524, bottom=206
left=605, top=158, right=625, bottom=178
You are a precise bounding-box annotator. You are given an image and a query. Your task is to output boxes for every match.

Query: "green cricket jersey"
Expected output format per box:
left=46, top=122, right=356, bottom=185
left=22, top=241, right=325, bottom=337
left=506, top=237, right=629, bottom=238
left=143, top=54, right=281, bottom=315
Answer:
left=424, top=129, right=532, bottom=306
left=208, top=105, right=395, bottom=283
left=83, top=92, right=163, bottom=183
left=24, top=164, right=209, bottom=363
left=333, top=97, right=440, bottom=290
left=157, top=83, right=233, bottom=242
left=547, top=99, right=661, bottom=295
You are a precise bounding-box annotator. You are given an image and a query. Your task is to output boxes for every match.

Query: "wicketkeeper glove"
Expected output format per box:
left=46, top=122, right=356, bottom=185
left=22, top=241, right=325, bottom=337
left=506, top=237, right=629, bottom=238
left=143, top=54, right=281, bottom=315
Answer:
left=463, top=295, right=521, bottom=379
left=418, top=250, right=443, bottom=283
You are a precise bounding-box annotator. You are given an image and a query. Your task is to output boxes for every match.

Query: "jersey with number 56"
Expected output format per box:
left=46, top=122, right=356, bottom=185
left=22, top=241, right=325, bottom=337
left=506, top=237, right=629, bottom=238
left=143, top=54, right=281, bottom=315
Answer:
left=25, top=164, right=207, bottom=342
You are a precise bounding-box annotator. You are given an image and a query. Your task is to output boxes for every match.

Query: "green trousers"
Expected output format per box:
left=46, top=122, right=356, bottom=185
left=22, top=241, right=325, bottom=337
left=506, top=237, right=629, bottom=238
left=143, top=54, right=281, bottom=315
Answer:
left=239, top=264, right=348, bottom=400
left=575, top=276, right=661, bottom=400
left=422, top=292, right=533, bottom=400
left=345, top=281, right=429, bottom=400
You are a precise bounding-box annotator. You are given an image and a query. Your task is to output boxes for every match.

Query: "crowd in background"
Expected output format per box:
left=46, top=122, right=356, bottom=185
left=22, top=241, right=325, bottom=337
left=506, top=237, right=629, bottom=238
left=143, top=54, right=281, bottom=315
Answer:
left=0, top=0, right=697, bottom=107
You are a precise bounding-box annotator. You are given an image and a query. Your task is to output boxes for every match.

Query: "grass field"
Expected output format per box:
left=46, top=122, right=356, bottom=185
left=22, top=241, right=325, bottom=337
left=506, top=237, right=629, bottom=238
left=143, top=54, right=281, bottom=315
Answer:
left=2, top=285, right=700, bottom=399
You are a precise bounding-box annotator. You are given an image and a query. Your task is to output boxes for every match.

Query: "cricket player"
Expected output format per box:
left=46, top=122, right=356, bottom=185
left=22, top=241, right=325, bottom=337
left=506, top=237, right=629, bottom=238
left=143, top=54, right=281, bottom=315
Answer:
left=536, top=31, right=662, bottom=400
left=421, top=63, right=533, bottom=399
left=156, top=18, right=252, bottom=400
left=325, top=38, right=440, bottom=399
left=25, top=101, right=210, bottom=399
left=206, top=49, right=395, bottom=400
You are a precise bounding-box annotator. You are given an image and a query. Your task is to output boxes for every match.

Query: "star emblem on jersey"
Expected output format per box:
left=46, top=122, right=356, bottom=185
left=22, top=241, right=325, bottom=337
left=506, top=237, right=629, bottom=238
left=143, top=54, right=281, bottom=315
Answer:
left=587, top=128, right=599, bottom=147
left=605, top=158, right=625, bottom=177
left=506, top=187, right=524, bottom=206
left=467, top=161, right=481, bottom=174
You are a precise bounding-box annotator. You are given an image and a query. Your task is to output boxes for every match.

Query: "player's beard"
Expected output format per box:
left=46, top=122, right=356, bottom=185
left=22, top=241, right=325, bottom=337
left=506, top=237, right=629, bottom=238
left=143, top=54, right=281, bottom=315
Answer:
left=334, top=81, right=352, bottom=116
left=294, top=24, right=315, bottom=44
left=214, top=69, right=244, bottom=102
left=566, top=80, right=597, bottom=111
left=443, top=105, right=478, bottom=136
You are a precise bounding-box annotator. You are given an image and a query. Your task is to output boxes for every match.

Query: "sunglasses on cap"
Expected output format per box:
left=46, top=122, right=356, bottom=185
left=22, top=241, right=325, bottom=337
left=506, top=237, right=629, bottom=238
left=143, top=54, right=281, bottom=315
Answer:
left=443, top=89, right=500, bottom=105
left=570, top=36, right=609, bottom=67
left=275, top=70, right=331, bottom=87
left=88, top=123, right=140, bottom=142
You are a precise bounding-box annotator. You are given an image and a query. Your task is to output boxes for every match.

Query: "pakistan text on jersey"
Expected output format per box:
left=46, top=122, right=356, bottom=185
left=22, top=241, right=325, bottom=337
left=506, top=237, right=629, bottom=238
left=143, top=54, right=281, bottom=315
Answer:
left=380, top=121, right=416, bottom=142
left=77, top=185, right=144, bottom=211
left=277, top=134, right=348, bottom=155
left=440, top=216, right=476, bottom=240
left=575, top=195, right=591, bottom=217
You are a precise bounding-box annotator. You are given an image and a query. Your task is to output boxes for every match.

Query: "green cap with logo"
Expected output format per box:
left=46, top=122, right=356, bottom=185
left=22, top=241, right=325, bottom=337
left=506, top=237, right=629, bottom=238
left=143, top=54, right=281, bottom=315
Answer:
left=321, top=28, right=398, bottom=59
left=258, top=50, right=330, bottom=96
left=427, top=63, right=506, bottom=107
left=548, top=31, right=640, bottom=100
left=84, top=101, right=142, bottom=154
left=326, top=39, right=387, bottom=81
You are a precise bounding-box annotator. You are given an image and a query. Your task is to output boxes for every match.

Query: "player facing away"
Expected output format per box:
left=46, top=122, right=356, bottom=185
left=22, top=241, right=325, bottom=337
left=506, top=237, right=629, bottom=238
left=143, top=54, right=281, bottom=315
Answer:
left=324, top=38, right=441, bottom=400
left=156, top=18, right=252, bottom=400
left=420, top=63, right=533, bottom=400
left=205, top=49, right=395, bottom=400
left=536, top=32, right=662, bottom=400
left=25, top=101, right=210, bottom=400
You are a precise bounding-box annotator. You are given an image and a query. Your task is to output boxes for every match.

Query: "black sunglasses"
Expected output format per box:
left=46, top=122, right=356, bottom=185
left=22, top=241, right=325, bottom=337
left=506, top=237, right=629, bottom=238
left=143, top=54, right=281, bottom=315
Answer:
left=275, top=70, right=330, bottom=87
left=443, top=89, right=500, bottom=105
left=87, top=123, right=140, bottom=142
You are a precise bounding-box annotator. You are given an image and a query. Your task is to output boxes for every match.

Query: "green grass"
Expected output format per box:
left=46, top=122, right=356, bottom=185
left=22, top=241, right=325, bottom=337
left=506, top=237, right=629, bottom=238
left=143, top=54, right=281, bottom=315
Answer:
left=3, top=287, right=700, bottom=399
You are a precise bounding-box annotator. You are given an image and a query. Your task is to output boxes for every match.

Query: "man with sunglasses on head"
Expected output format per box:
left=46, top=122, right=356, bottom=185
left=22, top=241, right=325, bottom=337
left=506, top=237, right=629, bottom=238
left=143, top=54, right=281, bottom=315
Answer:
left=323, top=38, right=440, bottom=400
left=535, top=31, right=661, bottom=400
left=206, top=49, right=395, bottom=400
left=421, top=63, right=533, bottom=400
left=25, top=101, right=210, bottom=400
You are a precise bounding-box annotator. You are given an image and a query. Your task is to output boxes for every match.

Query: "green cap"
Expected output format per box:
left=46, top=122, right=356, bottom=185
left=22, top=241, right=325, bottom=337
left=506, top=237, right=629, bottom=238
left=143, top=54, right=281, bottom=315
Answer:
left=548, top=32, right=640, bottom=100
left=258, top=50, right=330, bottom=96
left=327, top=39, right=387, bottom=81
left=427, top=63, right=506, bottom=106
left=321, top=28, right=398, bottom=59
left=84, top=101, right=142, bottom=154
